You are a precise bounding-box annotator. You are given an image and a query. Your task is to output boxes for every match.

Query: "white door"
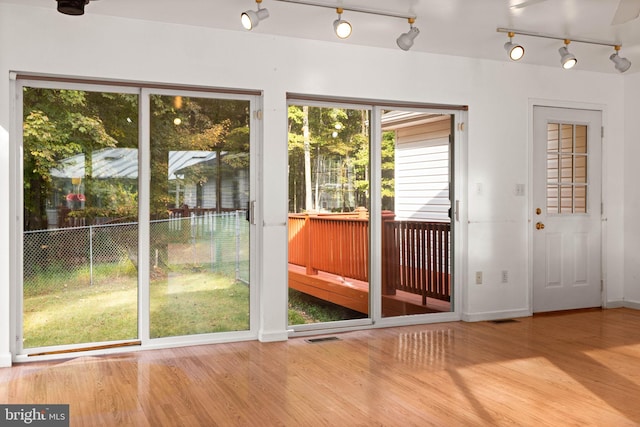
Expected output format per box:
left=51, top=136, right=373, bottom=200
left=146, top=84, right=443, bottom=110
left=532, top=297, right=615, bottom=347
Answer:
left=532, top=106, right=602, bottom=313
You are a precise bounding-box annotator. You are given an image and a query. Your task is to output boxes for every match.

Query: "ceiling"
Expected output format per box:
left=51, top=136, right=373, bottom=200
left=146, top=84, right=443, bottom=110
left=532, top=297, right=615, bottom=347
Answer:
left=5, top=0, right=640, bottom=74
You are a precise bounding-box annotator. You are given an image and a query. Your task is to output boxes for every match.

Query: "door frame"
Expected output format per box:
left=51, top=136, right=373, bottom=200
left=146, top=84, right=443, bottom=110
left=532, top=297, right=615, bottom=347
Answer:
left=11, top=76, right=262, bottom=362
left=528, top=99, right=607, bottom=314
left=285, top=97, right=466, bottom=336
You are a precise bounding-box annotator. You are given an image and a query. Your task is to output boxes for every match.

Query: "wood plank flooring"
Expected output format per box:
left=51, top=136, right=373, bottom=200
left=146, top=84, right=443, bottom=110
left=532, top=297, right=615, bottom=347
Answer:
left=2, top=308, right=640, bottom=426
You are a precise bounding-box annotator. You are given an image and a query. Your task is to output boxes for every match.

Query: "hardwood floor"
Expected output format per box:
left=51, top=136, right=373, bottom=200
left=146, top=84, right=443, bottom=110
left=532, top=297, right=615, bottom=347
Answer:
left=2, top=308, right=640, bottom=426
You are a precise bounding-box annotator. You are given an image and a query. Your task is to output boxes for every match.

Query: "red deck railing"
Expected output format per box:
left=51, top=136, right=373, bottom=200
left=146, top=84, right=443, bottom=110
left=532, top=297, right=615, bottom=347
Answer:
left=382, top=220, right=450, bottom=303
left=288, top=211, right=451, bottom=303
left=289, top=210, right=369, bottom=281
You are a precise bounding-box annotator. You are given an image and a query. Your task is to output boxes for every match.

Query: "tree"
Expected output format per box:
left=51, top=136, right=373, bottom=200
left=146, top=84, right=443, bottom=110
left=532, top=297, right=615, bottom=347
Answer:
left=23, top=88, right=134, bottom=230
left=149, top=95, right=250, bottom=217
left=288, top=105, right=389, bottom=214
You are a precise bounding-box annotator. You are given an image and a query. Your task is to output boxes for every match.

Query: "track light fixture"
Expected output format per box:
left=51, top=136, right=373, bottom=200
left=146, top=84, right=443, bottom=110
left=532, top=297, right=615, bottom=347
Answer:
left=333, top=8, right=352, bottom=39
left=241, top=0, right=270, bottom=31
left=559, top=40, right=577, bottom=69
left=504, top=32, right=525, bottom=61
left=57, top=0, right=89, bottom=15
left=610, top=45, right=632, bottom=73
left=497, top=28, right=631, bottom=72
left=397, top=18, right=420, bottom=51
left=241, top=0, right=418, bottom=50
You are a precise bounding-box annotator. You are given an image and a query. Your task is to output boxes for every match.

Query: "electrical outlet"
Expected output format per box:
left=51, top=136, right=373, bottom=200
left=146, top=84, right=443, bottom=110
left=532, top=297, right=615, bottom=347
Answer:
left=475, top=271, right=483, bottom=285
left=501, top=270, right=508, bottom=283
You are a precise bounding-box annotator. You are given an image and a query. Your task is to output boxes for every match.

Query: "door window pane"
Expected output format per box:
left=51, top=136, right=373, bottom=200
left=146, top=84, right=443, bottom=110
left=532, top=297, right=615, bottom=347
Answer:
left=22, top=87, right=139, bottom=349
left=149, top=94, right=250, bottom=338
left=561, top=124, right=574, bottom=152
left=560, top=155, right=574, bottom=182
left=575, top=156, right=587, bottom=183
left=547, top=124, right=559, bottom=151
left=546, top=123, right=588, bottom=214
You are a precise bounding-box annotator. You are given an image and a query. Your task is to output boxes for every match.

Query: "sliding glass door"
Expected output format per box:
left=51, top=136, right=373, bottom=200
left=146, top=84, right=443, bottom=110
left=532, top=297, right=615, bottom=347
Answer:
left=148, top=92, right=252, bottom=338
left=287, top=102, right=371, bottom=329
left=17, top=80, right=257, bottom=358
left=21, top=84, right=140, bottom=351
left=286, top=100, right=456, bottom=333
left=380, top=110, right=453, bottom=318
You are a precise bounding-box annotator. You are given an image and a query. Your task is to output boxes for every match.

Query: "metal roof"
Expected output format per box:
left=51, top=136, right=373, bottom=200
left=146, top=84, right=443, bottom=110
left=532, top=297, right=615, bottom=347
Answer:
left=50, top=148, right=221, bottom=180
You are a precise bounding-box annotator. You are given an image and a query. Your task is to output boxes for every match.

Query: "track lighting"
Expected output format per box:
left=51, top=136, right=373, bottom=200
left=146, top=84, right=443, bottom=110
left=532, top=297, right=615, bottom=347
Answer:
left=498, top=28, right=631, bottom=73
left=333, top=8, right=352, bottom=39
left=241, top=0, right=270, bottom=31
left=241, top=0, right=418, bottom=50
left=559, top=40, right=577, bottom=69
left=504, top=32, right=524, bottom=61
left=397, top=18, right=420, bottom=51
left=610, top=45, right=632, bottom=73
left=57, top=0, right=89, bottom=15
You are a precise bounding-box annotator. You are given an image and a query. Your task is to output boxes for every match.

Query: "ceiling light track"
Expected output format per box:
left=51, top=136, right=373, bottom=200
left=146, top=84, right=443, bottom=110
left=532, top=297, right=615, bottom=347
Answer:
left=497, top=27, right=620, bottom=48
left=273, top=0, right=416, bottom=21
left=241, top=0, right=419, bottom=50
left=496, top=27, right=631, bottom=72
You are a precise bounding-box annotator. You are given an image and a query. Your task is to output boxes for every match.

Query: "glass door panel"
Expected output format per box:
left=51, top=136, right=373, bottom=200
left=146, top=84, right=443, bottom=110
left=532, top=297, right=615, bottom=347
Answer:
left=380, top=111, right=453, bottom=317
left=149, top=94, right=251, bottom=338
left=287, top=104, right=370, bottom=327
left=22, top=86, right=139, bottom=350
left=546, top=123, right=588, bottom=214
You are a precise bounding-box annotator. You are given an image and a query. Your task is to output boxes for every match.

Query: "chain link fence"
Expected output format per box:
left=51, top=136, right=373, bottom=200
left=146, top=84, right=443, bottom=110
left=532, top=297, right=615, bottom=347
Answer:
left=23, top=211, right=249, bottom=296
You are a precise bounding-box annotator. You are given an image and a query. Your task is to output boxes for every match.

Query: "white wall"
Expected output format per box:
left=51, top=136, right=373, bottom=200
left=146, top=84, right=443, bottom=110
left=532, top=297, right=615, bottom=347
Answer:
left=624, top=73, right=640, bottom=308
left=0, top=3, right=629, bottom=366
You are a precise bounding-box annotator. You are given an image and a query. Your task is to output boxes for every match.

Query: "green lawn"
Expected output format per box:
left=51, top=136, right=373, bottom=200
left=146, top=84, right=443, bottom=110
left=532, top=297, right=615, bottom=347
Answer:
left=150, top=271, right=249, bottom=338
left=23, top=266, right=358, bottom=349
left=23, top=272, right=139, bottom=348
left=288, top=289, right=365, bottom=325
left=23, top=269, right=250, bottom=349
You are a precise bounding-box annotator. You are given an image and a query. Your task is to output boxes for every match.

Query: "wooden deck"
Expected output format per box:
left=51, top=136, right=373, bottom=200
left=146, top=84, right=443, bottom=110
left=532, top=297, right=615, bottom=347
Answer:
left=288, top=263, right=451, bottom=316
left=288, top=212, right=452, bottom=315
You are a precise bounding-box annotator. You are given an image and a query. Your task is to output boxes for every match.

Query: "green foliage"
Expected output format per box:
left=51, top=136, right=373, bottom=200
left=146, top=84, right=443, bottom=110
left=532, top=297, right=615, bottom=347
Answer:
left=288, top=289, right=364, bottom=324
left=89, top=180, right=138, bottom=217
left=23, top=88, right=138, bottom=229
left=149, top=95, right=251, bottom=217
left=23, top=88, right=251, bottom=226
left=288, top=105, right=396, bottom=213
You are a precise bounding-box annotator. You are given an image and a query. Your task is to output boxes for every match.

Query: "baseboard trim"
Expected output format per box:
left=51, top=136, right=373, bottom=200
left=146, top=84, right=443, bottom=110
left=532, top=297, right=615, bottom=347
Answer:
left=462, top=308, right=531, bottom=322
left=605, top=300, right=625, bottom=309
left=258, top=330, right=289, bottom=342
left=0, top=352, right=12, bottom=368
left=623, top=300, right=640, bottom=310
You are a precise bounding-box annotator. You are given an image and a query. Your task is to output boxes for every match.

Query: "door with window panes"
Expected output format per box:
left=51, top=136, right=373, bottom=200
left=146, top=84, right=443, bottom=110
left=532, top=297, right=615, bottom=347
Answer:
left=532, top=106, right=602, bottom=312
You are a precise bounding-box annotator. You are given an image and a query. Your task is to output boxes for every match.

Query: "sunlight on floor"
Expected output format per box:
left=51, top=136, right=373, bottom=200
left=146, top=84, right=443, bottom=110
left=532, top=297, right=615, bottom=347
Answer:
left=451, top=356, right=636, bottom=425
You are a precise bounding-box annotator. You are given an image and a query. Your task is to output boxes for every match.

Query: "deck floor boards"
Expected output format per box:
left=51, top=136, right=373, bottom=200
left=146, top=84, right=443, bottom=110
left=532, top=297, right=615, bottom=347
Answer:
left=288, top=263, right=451, bottom=315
